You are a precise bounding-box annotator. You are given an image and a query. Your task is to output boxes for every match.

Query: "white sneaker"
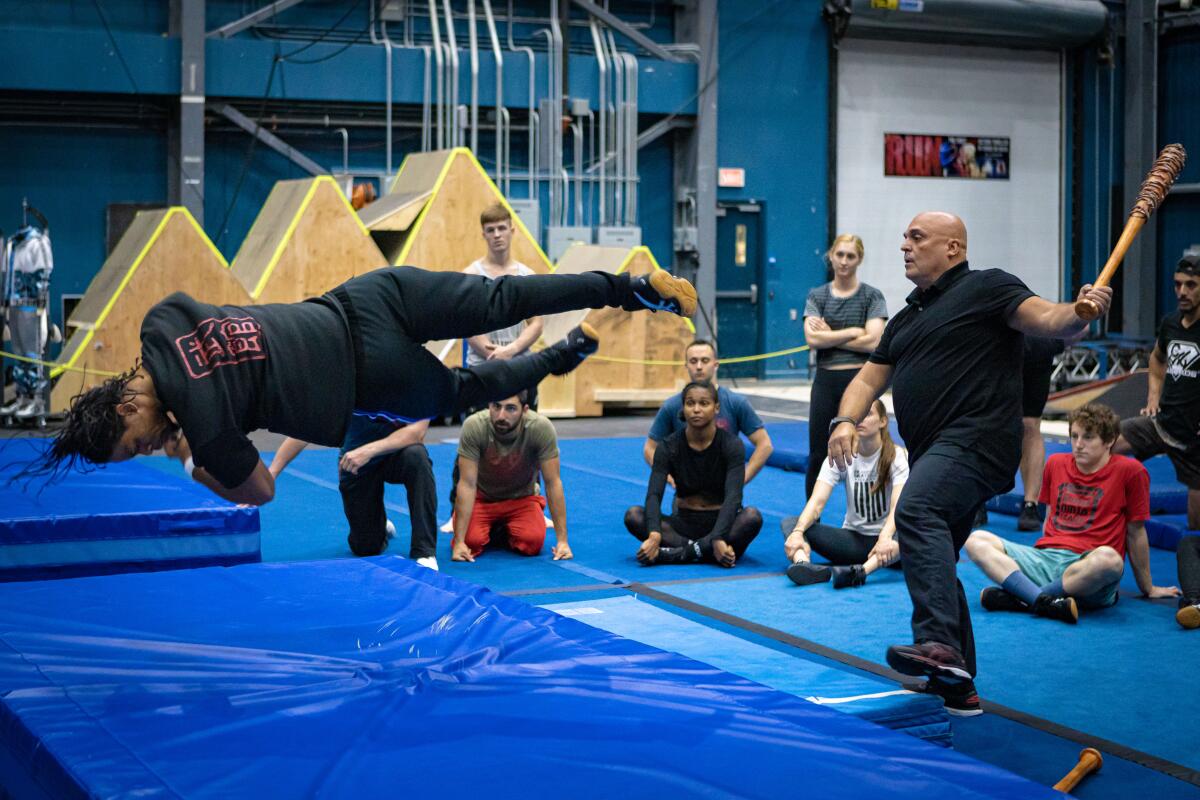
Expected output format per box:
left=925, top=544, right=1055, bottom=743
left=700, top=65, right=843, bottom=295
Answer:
left=385, top=520, right=396, bottom=539
left=14, top=398, right=41, bottom=419
left=439, top=519, right=454, bottom=533
left=416, top=556, right=439, bottom=571
left=0, top=398, right=21, bottom=415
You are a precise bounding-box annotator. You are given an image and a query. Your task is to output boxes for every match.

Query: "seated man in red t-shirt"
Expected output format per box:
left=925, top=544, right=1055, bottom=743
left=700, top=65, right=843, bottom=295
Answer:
left=965, top=403, right=1180, bottom=624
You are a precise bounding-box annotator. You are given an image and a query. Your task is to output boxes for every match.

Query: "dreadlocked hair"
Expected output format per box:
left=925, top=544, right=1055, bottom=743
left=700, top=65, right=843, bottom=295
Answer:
left=12, top=363, right=141, bottom=485
left=870, top=399, right=897, bottom=496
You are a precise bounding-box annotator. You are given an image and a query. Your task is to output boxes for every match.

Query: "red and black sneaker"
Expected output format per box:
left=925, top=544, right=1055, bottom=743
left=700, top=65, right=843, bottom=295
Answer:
left=909, top=678, right=983, bottom=718
left=886, top=641, right=972, bottom=680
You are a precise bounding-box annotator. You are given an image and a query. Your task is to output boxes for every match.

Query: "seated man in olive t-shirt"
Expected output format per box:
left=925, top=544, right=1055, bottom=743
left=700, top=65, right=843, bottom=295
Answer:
left=450, top=392, right=571, bottom=562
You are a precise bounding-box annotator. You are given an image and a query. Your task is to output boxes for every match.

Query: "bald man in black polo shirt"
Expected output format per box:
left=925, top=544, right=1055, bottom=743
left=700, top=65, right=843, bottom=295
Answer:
left=827, top=212, right=1112, bottom=714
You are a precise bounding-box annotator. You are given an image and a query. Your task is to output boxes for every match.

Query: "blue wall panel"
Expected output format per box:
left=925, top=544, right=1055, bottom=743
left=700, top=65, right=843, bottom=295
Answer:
left=0, top=127, right=166, bottom=342
left=1158, top=33, right=1200, bottom=321
left=717, top=0, right=826, bottom=378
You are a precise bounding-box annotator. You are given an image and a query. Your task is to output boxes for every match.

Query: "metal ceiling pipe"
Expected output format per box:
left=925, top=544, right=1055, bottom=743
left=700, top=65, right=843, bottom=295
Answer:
left=606, top=28, right=624, bottom=225
left=622, top=51, right=637, bottom=225
left=441, top=0, right=461, bottom=147
left=507, top=0, right=537, bottom=197
left=482, top=0, right=508, bottom=191
left=589, top=17, right=607, bottom=227
left=428, top=0, right=446, bottom=149
left=468, top=0, right=480, bottom=154
left=825, top=0, right=1107, bottom=48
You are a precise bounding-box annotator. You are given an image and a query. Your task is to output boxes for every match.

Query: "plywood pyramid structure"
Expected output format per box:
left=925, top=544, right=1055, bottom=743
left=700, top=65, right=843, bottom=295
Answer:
left=362, top=148, right=553, bottom=368
left=50, top=208, right=249, bottom=410
left=367, top=148, right=552, bottom=276
left=537, top=245, right=693, bottom=418
left=232, top=175, right=387, bottom=304
left=49, top=175, right=392, bottom=411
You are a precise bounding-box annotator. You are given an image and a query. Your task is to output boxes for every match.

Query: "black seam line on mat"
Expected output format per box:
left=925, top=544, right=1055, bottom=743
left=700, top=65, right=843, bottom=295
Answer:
left=640, top=570, right=787, bottom=587
left=501, top=583, right=622, bottom=597
left=501, top=570, right=789, bottom=598
left=624, top=581, right=1200, bottom=789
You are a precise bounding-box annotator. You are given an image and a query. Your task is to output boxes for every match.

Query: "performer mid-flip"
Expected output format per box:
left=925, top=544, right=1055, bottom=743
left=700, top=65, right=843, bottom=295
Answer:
left=27, top=265, right=696, bottom=506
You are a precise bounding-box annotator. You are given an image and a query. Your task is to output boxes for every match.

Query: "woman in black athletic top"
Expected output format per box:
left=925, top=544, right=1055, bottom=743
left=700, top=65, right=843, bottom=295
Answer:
left=624, top=381, right=762, bottom=566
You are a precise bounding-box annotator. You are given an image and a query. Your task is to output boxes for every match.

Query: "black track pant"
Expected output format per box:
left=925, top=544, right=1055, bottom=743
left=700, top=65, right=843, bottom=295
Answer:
left=340, top=444, right=437, bottom=559
left=624, top=505, right=763, bottom=561
left=893, top=441, right=1017, bottom=678
left=1179, top=535, right=1200, bottom=605
left=806, top=367, right=858, bottom=500
left=331, top=267, right=641, bottom=422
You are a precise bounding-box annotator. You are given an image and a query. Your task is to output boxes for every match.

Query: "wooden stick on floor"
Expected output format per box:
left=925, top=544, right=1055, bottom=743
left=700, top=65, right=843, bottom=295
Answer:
left=1053, top=747, right=1103, bottom=794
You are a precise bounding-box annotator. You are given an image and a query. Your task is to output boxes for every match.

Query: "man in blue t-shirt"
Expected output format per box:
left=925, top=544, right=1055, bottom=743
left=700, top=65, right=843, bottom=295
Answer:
left=643, top=340, right=773, bottom=485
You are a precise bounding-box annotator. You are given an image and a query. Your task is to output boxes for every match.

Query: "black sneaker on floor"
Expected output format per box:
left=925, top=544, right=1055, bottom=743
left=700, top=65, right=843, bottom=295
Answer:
left=1032, top=593, right=1078, bottom=624
left=786, top=561, right=832, bottom=586
left=979, top=586, right=1031, bottom=613
left=629, top=270, right=698, bottom=317
left=831, top=564, right=866, bottom=590
left=548, top=322, right=601, bottom=375
left=909, top=678, right=983, bottom=718
left=886, top=641, right=972, bottom=680
left=1016, top=501, right=1042, bottom=531
left=1176, top=601, right=1200, bottom=630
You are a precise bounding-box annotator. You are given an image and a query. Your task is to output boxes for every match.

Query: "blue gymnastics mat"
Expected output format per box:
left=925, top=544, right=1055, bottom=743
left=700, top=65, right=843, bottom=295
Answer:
left=0, top=557, right=1060, bottom=800
left=0, top=439, right=260, bottom=581
left=543, top=595, right=950, bottom=745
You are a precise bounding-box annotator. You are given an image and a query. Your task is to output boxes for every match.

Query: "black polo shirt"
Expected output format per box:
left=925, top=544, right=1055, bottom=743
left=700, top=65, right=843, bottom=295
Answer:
left=869, top=261, right=1034, bottom=464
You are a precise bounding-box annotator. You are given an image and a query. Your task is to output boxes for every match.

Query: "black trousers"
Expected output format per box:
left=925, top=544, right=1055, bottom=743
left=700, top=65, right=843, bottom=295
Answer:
left=779, top=516, right=900, bottom=568
left=624, top=505, right=763, bottom=561
left=340, top=444, right=438, bottom=559
left=893, top=440, right=1017, bottom=678
left=332, top=267, right=639, bottom=421
left=1179, top=535, right=1200, bottom=605
left=806, top=367, right=859, bottom=500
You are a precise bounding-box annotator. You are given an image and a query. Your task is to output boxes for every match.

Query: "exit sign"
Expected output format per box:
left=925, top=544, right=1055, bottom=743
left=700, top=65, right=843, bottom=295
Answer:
left=718, top=167, right=745, bottom=188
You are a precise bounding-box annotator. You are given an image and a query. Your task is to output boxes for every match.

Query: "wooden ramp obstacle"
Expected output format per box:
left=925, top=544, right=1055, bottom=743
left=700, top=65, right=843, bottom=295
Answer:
left=538, top=245, right=693, bottom=418
left=367, top=148, right=551, bottom=277
left=50, top=208, right=248, bottom=411
left=231, top=175, right=387, bottom=304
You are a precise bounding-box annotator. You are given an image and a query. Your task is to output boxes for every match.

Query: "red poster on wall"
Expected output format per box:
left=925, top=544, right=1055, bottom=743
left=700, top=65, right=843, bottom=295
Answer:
left=883, top=133, right=1010, bottom=179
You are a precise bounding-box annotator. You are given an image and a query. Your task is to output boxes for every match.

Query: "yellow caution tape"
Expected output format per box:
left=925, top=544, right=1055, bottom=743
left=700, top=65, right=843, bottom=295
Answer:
left=1, top=350, right=122, bottom=378
left=592, top=344, right=809, bottom=366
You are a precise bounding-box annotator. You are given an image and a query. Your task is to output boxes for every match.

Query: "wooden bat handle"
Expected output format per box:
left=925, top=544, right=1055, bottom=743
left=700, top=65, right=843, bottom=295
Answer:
left=1074, top=216, right=1145, bottom=320
left=1075, top=143, right=1186, bottom=321
left=1053, top=747, right=1103, bottom=793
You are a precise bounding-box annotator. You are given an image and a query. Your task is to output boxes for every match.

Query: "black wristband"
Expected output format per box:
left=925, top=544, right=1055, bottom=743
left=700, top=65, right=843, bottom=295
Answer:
left=828, top=416, right=857, bottom=434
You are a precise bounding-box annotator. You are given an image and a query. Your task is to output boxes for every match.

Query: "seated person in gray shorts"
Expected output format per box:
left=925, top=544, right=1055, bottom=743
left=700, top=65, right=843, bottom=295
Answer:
left=965, top=404, right=1179, bottom=624
left=1116, top=254, right=1200, bottom=531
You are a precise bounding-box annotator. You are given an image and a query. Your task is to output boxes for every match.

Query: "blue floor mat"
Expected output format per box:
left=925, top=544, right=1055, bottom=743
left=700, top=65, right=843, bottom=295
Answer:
left=542, top=595, right=950, bottom=745
left=953, top=714, right=1200, bottom=799
left=652, top=512, right=1200, bottom=774
left=0, top=556, right=1062, bottom=799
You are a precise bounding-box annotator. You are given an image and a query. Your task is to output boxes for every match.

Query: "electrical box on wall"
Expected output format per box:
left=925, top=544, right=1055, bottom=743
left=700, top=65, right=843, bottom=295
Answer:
left=508, top=198, right=541, bottom=244
left=546, top=227, right=593, bottom=261
left=597, top=226, right=642, bottom=249
left=674, top=226, right=699, bottom=253
left=379, top=0, right=407, bottom=22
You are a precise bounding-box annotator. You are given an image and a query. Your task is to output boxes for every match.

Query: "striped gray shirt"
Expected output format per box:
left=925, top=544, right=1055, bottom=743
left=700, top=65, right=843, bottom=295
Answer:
left=804, top=282, right=888, bottom=369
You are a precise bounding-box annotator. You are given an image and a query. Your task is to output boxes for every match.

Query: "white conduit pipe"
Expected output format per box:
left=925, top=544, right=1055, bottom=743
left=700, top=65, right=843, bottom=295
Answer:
left=588, top=19, right=607, bottom=227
